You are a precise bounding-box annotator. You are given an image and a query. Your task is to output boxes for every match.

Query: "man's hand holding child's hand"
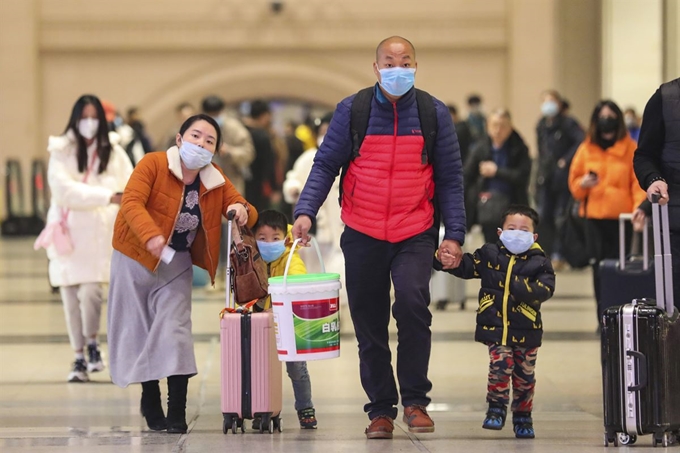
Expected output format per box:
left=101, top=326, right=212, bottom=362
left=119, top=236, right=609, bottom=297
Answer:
left=438, top=250, right=460, bottom=270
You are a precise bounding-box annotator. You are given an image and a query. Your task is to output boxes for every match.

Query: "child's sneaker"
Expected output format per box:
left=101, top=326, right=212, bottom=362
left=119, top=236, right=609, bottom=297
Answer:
left=513, top=411, right=535, bottom=439
left=482, top=403, right=507, bottom=430
left=297, top=407, right=317, bottom=429
left=67, top=359, right=89, bottom=382
left=87, top=344, right=105, bottom=373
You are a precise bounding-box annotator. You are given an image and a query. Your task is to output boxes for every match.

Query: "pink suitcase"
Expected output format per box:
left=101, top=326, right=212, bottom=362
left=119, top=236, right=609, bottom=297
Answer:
left=220, top=212, right=282, bottom=434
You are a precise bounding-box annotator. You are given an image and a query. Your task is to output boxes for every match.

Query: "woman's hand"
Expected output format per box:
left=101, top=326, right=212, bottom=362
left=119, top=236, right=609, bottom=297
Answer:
left=110, top=193, right=123, bottom=204
left=146, top=235, right=166, bottom=258
left=580, top=173, right=599, bottom=189
left=227, top=203, right=248, bottom=226
left=632, top=208, right=647, bottom=232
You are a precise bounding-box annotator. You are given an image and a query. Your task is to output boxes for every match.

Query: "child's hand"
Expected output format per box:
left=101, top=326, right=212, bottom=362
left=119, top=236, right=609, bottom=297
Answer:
left=438, top=250, right=457, bottom=268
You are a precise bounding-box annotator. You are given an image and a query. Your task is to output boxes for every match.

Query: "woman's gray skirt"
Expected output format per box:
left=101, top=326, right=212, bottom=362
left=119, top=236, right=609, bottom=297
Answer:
left=107, top=250, right=197, bottom=387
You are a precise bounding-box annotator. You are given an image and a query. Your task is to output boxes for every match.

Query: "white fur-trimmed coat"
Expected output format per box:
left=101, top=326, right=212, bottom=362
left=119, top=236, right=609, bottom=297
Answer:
left=44, top=130, right=133, bottom=287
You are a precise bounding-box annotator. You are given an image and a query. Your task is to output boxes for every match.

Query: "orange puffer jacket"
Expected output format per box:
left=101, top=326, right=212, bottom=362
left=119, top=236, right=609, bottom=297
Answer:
left=112, top=147, right=257, bottom=283
left=568, top=136, right=646, bottom=219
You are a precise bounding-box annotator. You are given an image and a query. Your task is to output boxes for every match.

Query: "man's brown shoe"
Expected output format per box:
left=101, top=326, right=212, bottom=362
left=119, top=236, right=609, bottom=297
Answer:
left=403, top=405, right=435, bottom=433
left=365, top=415, right=394, bottom=439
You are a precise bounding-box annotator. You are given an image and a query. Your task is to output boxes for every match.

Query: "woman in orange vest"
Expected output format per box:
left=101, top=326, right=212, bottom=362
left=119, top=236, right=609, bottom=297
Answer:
left=568, top=100, right=646, bottom=324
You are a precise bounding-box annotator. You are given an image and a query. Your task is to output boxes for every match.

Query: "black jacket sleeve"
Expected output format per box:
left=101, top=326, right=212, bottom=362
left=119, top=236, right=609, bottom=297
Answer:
left=633, top=89, right=665, bottom=190
left=509, top=257, right=555, bottom=308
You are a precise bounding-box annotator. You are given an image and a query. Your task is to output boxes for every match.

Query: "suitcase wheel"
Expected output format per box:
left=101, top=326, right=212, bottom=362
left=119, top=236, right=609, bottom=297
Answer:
left=618, top=433, right=636, bottom=445
left=652, top=432, right=673, bottom=448
left=603, top=432, right=618, bottom=447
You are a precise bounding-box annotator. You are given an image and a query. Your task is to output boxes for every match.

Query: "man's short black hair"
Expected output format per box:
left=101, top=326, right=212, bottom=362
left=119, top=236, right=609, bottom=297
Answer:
left=201, top=95, right=225, bottom=114
left=447, top=104, right=458, bottom=115
left=250, top=100, right=271, bottom=119
left=467, top=94, right=482, bottom=106
left=500, top=204, right=540, bottom=230
left=253, top=210, right=288, bottom=235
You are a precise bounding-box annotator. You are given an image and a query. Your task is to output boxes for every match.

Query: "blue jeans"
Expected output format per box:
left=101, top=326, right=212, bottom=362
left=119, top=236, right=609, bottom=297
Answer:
left=286, top=361, right=313, bottom=410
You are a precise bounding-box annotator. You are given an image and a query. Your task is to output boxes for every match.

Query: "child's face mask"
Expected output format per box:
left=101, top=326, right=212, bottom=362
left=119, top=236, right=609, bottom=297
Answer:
left=257, top=240, right=286, bottom=263
left=498, top=229, right=535, bottom=255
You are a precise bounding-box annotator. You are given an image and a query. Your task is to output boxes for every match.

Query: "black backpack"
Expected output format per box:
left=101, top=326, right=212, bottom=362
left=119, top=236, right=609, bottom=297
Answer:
left=338, top=87, right=438, bottom=205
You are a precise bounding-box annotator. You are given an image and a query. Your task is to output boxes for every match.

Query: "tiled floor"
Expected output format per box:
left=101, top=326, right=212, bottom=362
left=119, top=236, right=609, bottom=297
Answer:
left=0, top=236, right=666, bottom=452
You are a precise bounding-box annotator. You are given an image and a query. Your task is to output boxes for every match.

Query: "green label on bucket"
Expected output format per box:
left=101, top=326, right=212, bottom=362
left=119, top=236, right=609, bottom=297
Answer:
left=292, top=298, right=340, bottom=353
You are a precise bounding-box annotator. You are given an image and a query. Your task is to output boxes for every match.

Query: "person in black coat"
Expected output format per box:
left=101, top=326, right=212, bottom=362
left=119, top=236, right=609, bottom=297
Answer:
left=435, top=205, right=555, bottom=439
left=535, top=90, right=585, bottom=266
left=464, top=109, right=532, bottom=241
left=633, top=77, right=680, bottom=311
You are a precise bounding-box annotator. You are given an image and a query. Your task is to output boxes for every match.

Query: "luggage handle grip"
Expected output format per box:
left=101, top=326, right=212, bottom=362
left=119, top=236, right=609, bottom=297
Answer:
left=626, top=350, right=647, bottom=392
left=618, top=212, right=649, bottom=271
left=227, top=209, right=236, bottom=221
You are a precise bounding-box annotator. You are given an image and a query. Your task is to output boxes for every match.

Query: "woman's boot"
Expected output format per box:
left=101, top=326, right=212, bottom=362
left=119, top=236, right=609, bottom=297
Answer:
left=140, top=380, right=167, bottom=431
left=166, top=375, right=189, bottom=434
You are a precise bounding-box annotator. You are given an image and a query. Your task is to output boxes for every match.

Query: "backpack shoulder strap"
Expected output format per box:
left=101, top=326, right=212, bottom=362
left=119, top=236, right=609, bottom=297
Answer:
left=349, top=87, right=374, bottom=160
left=339, top=87, right=374, bottom=205
left=415, top=88, right=438, bottom=165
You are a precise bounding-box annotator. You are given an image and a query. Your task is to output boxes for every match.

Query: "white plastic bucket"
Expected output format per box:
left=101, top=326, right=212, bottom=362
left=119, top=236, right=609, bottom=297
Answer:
left=269, top=238, right=342, bottom=362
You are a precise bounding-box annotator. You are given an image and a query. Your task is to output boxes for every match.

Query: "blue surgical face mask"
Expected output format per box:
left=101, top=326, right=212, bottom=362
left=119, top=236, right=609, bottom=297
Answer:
left=499, top=229, right=535, bottom=255
left=541, top=100, right=559, bottom=118
left=257, top=240, right=286, bottom=263
left=179, top=140, right=214, bottom=170
left=378, top=67, right=416, bottom=97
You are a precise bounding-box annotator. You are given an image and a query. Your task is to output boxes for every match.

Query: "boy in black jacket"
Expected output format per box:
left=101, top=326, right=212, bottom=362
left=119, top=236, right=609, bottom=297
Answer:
left=436, top=205, right=555, bottom=439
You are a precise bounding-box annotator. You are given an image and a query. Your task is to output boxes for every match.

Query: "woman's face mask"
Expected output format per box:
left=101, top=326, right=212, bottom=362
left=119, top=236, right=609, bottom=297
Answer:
left=179, top=140, right=214, bottom=170
left=78, top=118, right=99, bottom=140
left=257, top=240, right=286, bottom=263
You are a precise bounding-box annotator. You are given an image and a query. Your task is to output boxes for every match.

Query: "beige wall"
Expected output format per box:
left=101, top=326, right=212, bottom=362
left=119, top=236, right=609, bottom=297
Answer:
left=666, top=0, right=680, bottom=82
left=602, top=0, right=664, bottom=113
left=1, top=0, right=609, bottom=217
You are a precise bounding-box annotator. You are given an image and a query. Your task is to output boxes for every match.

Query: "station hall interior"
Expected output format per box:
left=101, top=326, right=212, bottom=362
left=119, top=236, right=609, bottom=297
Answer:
left=1, top=0, right=680, bottom=452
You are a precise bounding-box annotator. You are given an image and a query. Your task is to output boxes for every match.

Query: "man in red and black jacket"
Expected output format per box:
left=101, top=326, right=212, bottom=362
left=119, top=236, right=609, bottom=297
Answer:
left=292, top=36, right=466, bottom=439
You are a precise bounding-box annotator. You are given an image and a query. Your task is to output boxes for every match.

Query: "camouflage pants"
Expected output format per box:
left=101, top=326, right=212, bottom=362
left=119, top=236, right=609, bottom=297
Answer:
left=486, top=344, right=538, bottom=412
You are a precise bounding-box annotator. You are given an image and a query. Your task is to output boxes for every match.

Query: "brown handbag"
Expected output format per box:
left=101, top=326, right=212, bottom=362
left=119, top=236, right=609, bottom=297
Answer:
left=229, top=221, right=269, bottom=305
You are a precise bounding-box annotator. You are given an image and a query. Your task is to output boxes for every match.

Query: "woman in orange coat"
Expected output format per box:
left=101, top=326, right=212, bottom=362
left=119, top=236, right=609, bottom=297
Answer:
left=568, top=100, right=646, bottom=323
left=107, top=114, right=257, bottom=434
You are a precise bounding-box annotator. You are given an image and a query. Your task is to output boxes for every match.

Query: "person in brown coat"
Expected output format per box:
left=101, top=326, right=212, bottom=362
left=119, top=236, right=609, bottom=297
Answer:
left=107, top=114, right=257, bottom=434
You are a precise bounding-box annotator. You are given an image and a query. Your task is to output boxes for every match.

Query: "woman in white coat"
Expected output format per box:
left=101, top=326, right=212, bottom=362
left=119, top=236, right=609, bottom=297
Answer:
left=43, top=95, right=133, bottom=382
left=282, top=114, right=347, bottom=308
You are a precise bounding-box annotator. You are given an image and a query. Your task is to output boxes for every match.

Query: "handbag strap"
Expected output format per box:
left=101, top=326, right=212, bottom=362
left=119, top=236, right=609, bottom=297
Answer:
left=61, top=152, right=98, bottom=222
left=230, top=220, right=248, bottom=254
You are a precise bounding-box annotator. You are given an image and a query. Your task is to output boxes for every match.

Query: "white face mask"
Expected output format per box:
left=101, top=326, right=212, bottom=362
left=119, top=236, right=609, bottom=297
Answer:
left=78, top=118, right=99, bottom=139
left=179, top=140, right=214, bottom=170
left=499, top=229, right=535, bottom=255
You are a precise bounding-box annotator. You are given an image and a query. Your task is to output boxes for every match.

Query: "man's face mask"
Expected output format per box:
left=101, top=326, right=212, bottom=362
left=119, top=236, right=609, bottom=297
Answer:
left=378, top=67, right=416, bottom=97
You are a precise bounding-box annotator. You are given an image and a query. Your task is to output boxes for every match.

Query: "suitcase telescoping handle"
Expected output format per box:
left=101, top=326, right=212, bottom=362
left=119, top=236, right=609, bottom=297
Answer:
left=650, top=194, right=675, bottom=314
left=226, top=210, right=236, bottom=309
left=617, top=213, right=648, bottom=271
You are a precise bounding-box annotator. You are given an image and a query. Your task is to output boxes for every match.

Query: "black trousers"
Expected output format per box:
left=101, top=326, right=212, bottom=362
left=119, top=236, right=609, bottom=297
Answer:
left=340, top=226, right=436, bottom=420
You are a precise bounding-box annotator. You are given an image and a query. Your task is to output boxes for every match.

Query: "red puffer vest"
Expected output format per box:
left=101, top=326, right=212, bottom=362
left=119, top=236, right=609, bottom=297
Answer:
left=340, top=100, right=434, bottom=243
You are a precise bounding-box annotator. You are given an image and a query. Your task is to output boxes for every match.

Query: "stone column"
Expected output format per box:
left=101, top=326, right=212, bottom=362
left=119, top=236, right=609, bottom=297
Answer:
left=0, top=0, right=40, bottom=217
left=602, top=0, right=664, bottom=112
left=508, top=0, right=559, bottom=158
